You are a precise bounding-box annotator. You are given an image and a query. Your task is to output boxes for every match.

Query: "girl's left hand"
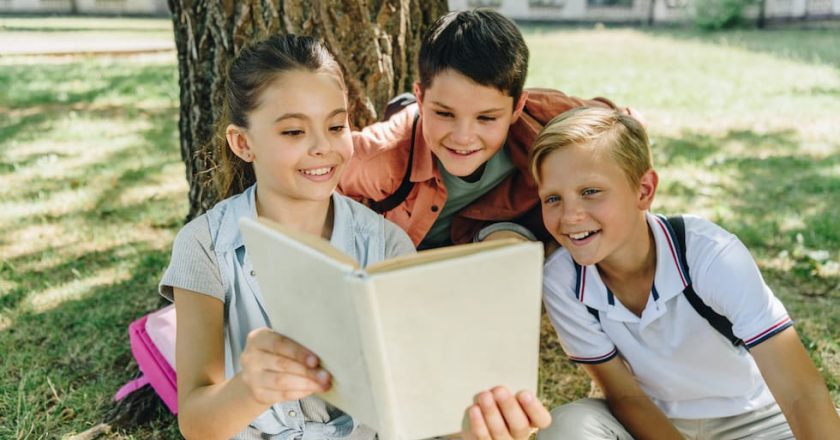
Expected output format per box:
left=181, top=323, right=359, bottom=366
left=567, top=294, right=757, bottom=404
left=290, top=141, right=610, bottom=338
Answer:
left=462, top=386, right=552, bottom=440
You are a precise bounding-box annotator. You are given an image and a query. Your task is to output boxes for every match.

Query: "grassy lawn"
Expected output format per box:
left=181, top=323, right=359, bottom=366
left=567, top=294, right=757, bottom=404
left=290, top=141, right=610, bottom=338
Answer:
left=1, top=18, right=838, bottom=439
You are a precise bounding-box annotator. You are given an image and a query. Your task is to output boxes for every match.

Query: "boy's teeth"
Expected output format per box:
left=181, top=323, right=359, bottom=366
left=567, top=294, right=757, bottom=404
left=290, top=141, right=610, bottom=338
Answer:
left=570, top=231, right=592, bottom=240
left=301, top=167, right=331, bottom=176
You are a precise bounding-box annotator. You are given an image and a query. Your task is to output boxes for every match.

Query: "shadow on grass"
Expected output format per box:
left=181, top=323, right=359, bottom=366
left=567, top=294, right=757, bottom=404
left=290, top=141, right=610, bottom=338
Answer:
left=0, top=246, right=179, bottom=439
left=0, top=61, right=176, bottom=112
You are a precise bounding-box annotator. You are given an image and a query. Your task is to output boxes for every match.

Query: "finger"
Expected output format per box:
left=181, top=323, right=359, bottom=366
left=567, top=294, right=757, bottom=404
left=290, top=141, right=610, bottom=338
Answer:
left=492, top=387, right=531, bottom=439
left=463, top=404, right=489, bottom=440
left=247, top=328, right=320, bottom=368
left=246, top=370, right=326, bottom=405
left=477, top=391, right=512, bottom=440
left=516, top=391, right=552, bottom=429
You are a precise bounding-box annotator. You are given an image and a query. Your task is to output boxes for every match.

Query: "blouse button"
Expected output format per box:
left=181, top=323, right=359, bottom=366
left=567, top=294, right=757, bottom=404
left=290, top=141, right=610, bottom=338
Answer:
left=250, top=270, right=256, bottom=276
left=288, top=410, right=297, bottom=417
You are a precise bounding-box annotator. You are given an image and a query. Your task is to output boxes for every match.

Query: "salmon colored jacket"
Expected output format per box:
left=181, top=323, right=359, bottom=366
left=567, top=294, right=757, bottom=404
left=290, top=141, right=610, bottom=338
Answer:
left=339, top=88, right=620, bottom=246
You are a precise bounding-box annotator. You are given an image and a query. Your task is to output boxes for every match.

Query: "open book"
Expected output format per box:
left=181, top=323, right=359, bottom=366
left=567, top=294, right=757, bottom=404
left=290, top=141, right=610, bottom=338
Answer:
left=239, top=217, right=543, bottom=440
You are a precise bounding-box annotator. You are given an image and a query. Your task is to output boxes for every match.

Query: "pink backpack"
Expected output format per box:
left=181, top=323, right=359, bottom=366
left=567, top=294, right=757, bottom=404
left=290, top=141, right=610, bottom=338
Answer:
left=114, top=305, right=178, bottom=414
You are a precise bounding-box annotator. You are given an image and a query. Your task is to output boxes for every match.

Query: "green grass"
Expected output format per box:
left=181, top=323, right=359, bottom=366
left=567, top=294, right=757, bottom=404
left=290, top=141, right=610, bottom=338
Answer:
left=0, top=17, right=838, bottom=438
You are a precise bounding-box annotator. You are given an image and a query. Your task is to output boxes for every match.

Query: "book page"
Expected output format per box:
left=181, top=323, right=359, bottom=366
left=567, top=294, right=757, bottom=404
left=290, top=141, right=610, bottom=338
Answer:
left=365, top=238, right=521, bottom=274
left=239, top=217, right=379, bottom=423
left=255, top=216, right=360, bottom=270
left=367, top=241, right=544, bottom=439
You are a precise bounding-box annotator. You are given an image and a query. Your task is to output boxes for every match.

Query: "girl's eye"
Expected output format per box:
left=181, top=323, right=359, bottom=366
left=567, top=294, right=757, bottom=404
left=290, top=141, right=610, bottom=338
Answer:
left=478, top=115, right=497, bottom=122
left=329, top=124, right=347, bottom=133
left=435, top=111, right=453, bottom=118
left=582, top=188, right=600, bottom=197
left=281, top=129, right=304, bottom=137
left=544, top=195, right=561, bottom=205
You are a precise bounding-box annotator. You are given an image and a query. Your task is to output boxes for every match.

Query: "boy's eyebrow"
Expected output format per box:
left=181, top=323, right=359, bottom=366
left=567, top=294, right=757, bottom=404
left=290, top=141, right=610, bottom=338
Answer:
left=429, top=101, right=506, bottom=114
left=273, top=108, right=347, bottom=123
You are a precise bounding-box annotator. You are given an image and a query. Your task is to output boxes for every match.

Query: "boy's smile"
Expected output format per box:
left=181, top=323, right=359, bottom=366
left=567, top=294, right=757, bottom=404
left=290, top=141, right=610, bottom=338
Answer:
left=414, top=69, right=526, bottom=179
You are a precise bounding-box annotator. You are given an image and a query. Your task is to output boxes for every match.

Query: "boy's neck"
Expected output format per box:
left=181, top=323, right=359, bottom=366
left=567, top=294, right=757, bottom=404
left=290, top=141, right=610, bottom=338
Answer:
left=255, top=189, right=334, bottom=240
left=596, top=220, right=657, bottom=317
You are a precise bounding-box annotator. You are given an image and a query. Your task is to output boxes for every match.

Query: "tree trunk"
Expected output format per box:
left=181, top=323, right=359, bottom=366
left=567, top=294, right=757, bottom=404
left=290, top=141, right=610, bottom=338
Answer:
left=168, top=0, right=449, bottom=219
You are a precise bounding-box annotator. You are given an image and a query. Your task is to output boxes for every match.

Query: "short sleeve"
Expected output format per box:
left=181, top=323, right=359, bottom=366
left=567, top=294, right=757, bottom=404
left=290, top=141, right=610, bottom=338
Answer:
left=383, top=219, right=416, bottom=259
left=159, top=215, right=225, bottom=303
left=543, top=252, right=618, bottom=364
left=686, top=217, right=792, bottom=349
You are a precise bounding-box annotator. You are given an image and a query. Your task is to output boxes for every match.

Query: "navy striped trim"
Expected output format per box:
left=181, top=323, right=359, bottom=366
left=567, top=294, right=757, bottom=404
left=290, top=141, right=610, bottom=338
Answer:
left=605, top=288, right=615, bottom=306
left=652, top=284, right=660, bottom=301
left=574, top=262, right=584, bottom=301
left=744, top=317, right=794, bottom=348
left=569, top=348, right=618, bottom=365
left=655, top=215, right=691, bottom=286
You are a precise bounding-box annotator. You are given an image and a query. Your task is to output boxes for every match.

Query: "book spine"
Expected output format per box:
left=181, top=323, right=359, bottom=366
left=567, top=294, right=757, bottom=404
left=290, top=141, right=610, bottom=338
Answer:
left=350, top=277, right=402, bottom=439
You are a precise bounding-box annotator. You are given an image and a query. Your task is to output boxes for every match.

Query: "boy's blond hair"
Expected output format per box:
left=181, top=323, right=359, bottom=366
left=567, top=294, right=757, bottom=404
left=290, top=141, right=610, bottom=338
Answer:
left=529, top=107, right=652, bottom=188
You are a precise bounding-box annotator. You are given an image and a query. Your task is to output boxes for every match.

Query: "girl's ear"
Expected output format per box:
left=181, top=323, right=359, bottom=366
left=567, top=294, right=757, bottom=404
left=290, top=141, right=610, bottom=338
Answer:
left=510, top=90, right=529, bottom=124
left=638, top=169, right=658, bottom=210
left=226, top=124, right=254, bottom=162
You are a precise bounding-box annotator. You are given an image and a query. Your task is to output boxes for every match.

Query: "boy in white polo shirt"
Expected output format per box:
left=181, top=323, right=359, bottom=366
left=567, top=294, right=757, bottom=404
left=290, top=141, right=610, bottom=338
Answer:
left=529, top=107, right=839, bottom=439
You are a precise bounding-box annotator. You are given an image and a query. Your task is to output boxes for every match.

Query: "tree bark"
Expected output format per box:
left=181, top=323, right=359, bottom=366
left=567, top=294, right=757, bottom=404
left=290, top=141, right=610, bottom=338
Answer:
left=168, top=0, right=449, bottom=219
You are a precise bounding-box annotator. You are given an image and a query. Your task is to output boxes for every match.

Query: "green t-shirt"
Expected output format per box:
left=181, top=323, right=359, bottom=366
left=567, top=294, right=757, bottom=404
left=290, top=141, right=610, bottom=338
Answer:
left=420, top=147, right=516, bottom=248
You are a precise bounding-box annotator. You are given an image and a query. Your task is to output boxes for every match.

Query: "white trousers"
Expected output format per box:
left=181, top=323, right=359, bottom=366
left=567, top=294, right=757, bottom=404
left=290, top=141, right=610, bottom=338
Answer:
left=537, top=398, right=793, bottom=440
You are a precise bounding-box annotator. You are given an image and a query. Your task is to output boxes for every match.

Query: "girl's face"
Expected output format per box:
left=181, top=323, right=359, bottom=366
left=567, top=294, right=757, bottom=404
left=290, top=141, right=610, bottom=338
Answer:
left=231, top=69, right=352, bottom=205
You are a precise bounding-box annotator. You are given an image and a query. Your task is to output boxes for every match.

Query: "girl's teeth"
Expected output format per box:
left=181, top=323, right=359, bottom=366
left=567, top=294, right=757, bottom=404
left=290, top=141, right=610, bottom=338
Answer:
left=301, top=167, right=331, bottom=176
left=570, top=231, right=592, bottom=240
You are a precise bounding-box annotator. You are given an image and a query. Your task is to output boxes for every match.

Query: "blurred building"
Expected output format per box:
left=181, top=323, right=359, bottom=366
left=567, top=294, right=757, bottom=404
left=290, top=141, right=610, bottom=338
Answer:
left=0, top=0, right=168, bottom=16
left=450, top=0, right=840, bottom=24
left=0, top=0, right=837, bottom=24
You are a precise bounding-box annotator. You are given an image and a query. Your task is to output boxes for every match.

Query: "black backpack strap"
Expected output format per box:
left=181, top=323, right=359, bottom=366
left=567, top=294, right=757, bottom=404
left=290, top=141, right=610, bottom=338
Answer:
left=368, top=112, right=419, bottom=214
left=574, top=262, right=601, bottom=322
left=666, top=216, right=743, bottom=347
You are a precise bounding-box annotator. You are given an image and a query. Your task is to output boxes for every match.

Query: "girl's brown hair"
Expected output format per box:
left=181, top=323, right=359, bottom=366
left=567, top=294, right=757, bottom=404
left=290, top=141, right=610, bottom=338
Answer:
left=212, top=34, right=345, bottom=201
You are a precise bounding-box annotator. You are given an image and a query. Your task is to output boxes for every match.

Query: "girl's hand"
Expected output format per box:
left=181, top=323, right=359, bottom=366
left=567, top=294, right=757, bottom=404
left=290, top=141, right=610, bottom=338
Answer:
left=238, top=327, right=331, bottom=406
left=462, top=386, right=552, bottom=440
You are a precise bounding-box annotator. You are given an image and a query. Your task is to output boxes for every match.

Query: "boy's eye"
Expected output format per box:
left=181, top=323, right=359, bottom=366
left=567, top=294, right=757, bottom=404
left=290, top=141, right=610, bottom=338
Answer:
left=544, top=195, right=561, bottom=204
left=434, top=111, right=453, bottom=118
left=478, top=115, right=497, bottom=122
left=281, top=129, right=304, bottom=137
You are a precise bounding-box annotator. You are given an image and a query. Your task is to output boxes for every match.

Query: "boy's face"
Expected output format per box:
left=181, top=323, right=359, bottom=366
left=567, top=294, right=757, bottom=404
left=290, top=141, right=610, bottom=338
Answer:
left=414, top=69, right=527, bottom=179
left=537, top=144, right=656, bottom=268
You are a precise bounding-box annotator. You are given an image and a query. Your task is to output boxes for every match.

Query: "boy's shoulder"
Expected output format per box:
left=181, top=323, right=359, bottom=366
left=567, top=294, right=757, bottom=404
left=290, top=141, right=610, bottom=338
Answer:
left=352, top=104, right=417, bottom=159
left=543, top=246, right=578, bottom=294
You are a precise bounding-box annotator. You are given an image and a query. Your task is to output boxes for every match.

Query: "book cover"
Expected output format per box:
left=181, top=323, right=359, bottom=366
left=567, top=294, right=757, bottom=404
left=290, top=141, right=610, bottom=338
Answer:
left=240, top=217, right=543, bottom=439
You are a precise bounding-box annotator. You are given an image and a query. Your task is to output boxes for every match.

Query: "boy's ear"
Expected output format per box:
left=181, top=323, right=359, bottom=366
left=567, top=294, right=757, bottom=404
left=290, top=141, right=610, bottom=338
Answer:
left=510, top=90, right=529, bottom=123
left=637, top=169, right=658, bottom=210
left=226, top=124, right=254, bottom=163
left=413, top=81, right=424, bottom=108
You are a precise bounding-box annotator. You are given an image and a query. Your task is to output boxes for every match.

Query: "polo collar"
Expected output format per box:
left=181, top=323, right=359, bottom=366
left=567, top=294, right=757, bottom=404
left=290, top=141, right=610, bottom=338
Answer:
left=574, top=212, right=691, bottom=324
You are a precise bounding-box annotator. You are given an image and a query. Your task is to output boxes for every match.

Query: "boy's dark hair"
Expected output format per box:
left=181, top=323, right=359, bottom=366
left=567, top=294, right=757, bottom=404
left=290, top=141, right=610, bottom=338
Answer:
left=418, top=9, right=529, bottom=102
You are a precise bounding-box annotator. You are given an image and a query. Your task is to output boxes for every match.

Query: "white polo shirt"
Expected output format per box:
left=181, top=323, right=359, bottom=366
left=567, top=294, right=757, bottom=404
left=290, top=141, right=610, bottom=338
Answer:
left=543, top=213, right=793, bottom=419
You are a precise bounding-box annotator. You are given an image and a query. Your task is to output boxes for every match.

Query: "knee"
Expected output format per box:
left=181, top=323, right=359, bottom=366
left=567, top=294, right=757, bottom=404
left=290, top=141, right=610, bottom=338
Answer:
left=537, top=399, right=616, bottom=440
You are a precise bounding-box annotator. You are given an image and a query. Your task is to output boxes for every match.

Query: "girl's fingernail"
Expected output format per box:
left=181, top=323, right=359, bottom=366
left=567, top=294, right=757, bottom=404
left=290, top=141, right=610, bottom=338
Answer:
left=520, top=391, right=533, bottom=402
left=316, top=370, right=330, bottom=384
left=306, top=354, right=318, bottom=367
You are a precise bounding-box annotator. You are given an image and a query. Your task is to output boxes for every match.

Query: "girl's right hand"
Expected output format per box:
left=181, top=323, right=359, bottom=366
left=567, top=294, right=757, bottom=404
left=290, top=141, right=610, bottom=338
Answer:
left=238, top=327, right=331, bottom=406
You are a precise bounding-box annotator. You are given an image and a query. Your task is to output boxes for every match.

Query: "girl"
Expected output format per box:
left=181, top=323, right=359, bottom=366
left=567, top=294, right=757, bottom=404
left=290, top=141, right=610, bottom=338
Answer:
left=159, top=34, right=415, bottom=439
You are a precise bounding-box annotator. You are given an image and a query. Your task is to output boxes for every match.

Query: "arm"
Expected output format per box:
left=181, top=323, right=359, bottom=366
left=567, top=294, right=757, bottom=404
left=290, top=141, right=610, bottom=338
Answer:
left=750, top=326, right=840, bottom=439
left=174, top=288, right=330, bottom=440
left=582, top=357, right=683, bottom=440
left=461, top=386, right=551, bottom=440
